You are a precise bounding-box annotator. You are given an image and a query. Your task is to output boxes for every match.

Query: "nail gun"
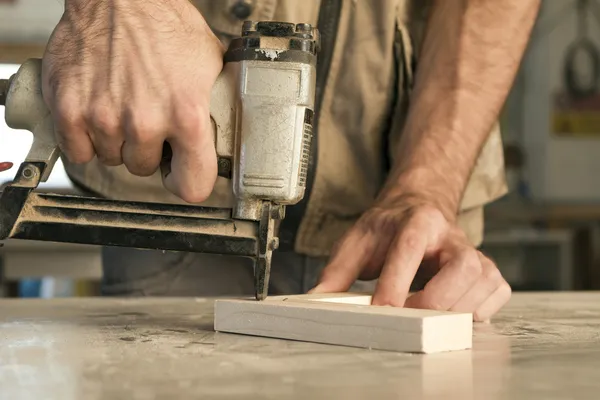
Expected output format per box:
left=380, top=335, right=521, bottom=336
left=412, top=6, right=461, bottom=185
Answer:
left=0, top=21, right=319, bottom=301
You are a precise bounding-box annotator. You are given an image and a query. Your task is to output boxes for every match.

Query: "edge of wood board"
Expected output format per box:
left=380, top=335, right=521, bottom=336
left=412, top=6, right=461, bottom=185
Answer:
left=214, top=293, right=473, bottom=354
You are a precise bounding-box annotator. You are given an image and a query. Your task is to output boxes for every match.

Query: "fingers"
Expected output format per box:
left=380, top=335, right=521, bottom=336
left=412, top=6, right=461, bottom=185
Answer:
left=51, top=95, right=96, bottom=164
left=162, top=104, right=217, bottom=203
left=405, top=248, right=511, bottom=322
left=54, top=95, right=125, bottom=167
left=310, top=228, right=376, bottom=293
left=450, top=253, right=506, bottom=314
left=404, top=244, right=482, bottom=310
left=371, top=221, right=428, bottom=307
left=472, top=282, right=512, bottom=322
left=48, top=89, right=217, bottom=203
left=121, top=110, right=165, bottom=176
left=41, top=59, right=95, bottom=165
left=86, top=105, right=124, bottom=166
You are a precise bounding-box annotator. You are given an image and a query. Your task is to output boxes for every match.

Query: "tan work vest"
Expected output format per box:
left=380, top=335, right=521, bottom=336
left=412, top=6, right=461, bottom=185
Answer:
left=63, top=0, right=507, bottom=256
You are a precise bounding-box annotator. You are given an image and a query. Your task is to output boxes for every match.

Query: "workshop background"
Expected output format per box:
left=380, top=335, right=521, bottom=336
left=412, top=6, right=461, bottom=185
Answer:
left=0, top=0, right=597, bottom=298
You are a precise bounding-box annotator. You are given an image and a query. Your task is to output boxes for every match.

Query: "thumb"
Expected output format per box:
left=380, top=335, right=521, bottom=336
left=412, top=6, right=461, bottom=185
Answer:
left=310, top=228, right=374, bottom=294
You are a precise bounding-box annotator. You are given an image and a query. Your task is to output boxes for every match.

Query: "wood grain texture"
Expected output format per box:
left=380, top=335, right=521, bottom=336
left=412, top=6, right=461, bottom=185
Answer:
left=214, top=293, right=473, bottom=353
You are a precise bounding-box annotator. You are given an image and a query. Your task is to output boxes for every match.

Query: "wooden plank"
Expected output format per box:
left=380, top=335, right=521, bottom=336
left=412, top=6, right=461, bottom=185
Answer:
left=214, top=293, right=473, bottom=354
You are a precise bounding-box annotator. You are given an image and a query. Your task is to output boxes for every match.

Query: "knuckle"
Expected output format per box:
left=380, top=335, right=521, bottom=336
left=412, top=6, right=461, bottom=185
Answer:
left=175, top=103, right=209, bottom=136
left=126, top=113, right=164, bottom=143
left=57, top=139, right=94, bottom=164
left=497, top=281, right=512, bottom=300
left=458, top=249, right=482, bottom=276
left=472, top=282, right=512, bottom=322
left=414, top=205, right=447, bottom=226
left=88, top=106, right=119, bottom=135
left=54, top=95, right=83, bottom=129
left=483, top=263, right=504, bottom=284
left=398, top=230, right=422, bottom=253
left=127, top=127, right=153, bottom=144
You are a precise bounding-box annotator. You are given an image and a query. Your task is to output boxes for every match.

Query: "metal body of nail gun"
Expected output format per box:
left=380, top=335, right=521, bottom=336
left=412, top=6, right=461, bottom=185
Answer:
left=0, top=21, right=319, bottom=300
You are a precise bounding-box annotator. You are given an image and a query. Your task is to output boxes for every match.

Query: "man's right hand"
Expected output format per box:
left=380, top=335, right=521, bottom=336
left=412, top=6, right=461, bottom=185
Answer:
left=42, top=0, right=224, bottom=203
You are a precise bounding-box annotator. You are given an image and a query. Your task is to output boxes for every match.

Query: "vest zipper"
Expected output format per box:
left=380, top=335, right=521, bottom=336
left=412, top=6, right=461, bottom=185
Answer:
left=278, top=0, right=342, bottom=251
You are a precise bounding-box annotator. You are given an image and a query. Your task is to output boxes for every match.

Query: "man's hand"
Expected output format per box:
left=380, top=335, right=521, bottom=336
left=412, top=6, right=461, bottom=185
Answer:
left=313, top=0, right=539, bottom=321
left=312, top=196, right=511, bottom=322
left=42, top=0, right=224, bottom=202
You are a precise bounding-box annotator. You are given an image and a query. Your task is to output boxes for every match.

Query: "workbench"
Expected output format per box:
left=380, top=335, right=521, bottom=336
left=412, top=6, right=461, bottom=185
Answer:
left=1, top=293, right=598, bottom=399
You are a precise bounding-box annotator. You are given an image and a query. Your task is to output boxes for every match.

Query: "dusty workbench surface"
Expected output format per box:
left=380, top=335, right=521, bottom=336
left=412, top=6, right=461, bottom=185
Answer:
left=0, top=293, right=598, bottom=400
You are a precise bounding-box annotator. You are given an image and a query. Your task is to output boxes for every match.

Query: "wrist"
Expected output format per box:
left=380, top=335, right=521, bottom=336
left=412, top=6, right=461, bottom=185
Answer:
left=377, top=166, right=463, bottom=222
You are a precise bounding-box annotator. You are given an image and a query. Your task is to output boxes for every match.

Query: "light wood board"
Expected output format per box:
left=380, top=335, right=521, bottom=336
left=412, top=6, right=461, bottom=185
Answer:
left=214, top=293, right=473, bottom=354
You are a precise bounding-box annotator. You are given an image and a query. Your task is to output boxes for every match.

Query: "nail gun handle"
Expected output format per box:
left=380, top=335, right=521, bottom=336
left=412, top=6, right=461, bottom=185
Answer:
left=2, top=59, right=61, bottom=182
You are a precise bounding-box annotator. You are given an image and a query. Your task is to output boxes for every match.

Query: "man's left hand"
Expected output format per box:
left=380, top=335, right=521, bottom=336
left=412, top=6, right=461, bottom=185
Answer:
left=311, top=195, right=511, bottom=322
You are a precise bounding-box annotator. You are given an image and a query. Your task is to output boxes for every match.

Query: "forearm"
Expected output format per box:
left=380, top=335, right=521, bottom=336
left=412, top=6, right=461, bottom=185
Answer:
left=381, top=0, right=540, bottom=220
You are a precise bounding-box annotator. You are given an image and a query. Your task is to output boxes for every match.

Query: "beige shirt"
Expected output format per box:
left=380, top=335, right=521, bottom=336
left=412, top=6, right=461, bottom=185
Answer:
left=64, top=0, right=507, bottom=256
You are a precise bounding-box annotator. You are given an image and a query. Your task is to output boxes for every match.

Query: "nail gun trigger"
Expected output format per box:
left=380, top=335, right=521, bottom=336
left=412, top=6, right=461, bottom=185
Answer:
left=0, top=162, right=13, bottom=173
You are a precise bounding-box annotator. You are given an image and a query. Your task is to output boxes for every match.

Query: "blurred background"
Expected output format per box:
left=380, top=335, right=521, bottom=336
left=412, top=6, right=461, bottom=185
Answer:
left=0, top=0, right=598, bottom=297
